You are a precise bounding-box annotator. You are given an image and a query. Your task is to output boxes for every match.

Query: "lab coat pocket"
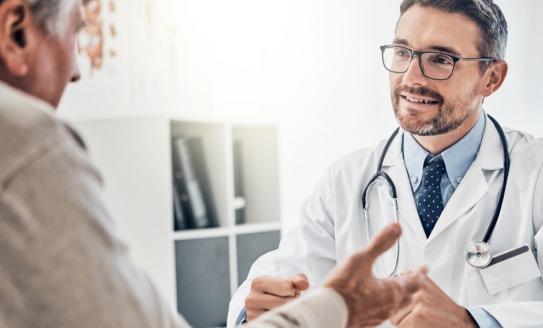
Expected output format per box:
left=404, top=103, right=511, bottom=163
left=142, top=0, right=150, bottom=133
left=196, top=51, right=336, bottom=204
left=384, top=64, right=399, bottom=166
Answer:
left=479, top=245, right=541, bottom=295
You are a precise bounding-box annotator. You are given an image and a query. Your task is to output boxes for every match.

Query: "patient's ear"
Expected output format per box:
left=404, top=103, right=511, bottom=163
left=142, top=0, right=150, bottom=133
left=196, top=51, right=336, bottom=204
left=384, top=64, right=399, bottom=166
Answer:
left=0, top=0, right=34, bottom=77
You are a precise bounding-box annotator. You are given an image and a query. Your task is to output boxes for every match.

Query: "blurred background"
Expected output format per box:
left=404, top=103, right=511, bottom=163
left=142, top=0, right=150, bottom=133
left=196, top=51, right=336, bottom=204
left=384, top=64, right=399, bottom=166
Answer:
left=58, top=0, right=543, bottom=326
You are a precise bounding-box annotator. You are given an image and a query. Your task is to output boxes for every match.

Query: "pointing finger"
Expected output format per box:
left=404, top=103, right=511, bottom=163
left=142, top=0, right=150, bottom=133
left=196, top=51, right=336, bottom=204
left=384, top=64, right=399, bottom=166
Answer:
left=363, top=223, right=402, bottom=264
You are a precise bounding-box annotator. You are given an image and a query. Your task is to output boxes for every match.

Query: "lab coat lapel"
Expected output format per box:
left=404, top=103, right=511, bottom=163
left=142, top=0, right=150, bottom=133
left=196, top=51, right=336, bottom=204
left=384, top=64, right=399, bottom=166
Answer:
left=381, top=132, right=427, bottom=242
left=427, top=116, right=504, bottom=244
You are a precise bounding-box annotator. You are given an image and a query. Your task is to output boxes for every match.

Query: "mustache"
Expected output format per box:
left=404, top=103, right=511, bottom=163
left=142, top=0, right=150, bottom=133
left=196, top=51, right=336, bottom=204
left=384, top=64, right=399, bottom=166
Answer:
left=394, top=85, right=444, bottom=103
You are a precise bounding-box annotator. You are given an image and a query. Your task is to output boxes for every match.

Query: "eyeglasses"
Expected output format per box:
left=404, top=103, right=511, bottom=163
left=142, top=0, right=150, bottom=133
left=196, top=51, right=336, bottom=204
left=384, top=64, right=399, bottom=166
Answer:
left=380, top=45, right=497, bottom=80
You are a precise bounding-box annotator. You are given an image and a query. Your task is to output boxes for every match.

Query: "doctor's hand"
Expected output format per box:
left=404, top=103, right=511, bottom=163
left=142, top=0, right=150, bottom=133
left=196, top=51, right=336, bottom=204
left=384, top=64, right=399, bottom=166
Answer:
left=324, top=223, right=427, bottom=328
left=244, top=273, right=310, bottom=321
left=390, top=276, right=477, bottom=328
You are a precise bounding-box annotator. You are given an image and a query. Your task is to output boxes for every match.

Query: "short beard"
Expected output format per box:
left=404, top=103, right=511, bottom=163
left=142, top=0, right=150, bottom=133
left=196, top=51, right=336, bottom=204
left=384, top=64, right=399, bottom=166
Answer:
left=392, top=85, right=474, bottom=136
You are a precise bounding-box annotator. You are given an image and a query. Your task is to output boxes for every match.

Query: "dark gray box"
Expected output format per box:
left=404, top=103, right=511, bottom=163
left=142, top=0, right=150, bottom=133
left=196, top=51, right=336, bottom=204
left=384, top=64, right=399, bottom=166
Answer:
left=236, top=231, right=281, bottom=285
left=175, top=237, right=230, bottom=328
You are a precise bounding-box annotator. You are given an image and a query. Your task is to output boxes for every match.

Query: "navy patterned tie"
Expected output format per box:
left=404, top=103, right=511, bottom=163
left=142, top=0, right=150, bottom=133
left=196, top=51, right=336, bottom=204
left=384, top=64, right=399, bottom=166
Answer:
left=417, top=156, right=446, bottom=237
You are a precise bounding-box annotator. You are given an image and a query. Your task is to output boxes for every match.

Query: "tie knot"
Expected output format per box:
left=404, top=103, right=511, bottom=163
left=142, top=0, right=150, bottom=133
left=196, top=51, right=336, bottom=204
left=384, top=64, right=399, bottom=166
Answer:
left=422, top=156, right=446, bottom=187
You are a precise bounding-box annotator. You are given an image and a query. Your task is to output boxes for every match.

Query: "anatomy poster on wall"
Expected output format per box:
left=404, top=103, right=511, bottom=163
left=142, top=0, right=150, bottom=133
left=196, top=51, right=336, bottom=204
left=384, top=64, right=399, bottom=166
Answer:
left=59, top=0, right=131, bottom=119
left=60, top=0, right=188, bottom=119
left=130, top=0, right=185, bottom=106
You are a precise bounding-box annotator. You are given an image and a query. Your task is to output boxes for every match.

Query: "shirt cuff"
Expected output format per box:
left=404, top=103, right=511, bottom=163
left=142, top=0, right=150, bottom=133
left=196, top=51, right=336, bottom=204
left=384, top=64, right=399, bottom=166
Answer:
left=467, top=307, right=502, bottom=328
left=236, top=308, right=247, bottom=326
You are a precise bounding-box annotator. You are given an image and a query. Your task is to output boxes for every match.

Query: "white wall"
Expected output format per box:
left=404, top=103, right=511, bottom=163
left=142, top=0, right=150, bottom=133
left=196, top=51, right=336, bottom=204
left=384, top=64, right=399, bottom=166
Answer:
left=60, top=0, right=543, bottom=232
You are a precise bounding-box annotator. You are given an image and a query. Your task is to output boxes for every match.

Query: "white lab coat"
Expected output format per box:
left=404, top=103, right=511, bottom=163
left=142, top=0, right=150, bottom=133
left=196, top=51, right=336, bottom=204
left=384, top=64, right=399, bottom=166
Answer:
left=228, top=117, right=543, bottom=328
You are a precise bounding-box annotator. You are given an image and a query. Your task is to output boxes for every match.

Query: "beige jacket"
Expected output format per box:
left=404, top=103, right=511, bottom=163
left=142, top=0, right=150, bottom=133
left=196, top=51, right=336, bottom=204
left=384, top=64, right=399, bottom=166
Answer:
left=0, top=83, right=188, bottom=327
left=0, top=82, right=348, bottom=328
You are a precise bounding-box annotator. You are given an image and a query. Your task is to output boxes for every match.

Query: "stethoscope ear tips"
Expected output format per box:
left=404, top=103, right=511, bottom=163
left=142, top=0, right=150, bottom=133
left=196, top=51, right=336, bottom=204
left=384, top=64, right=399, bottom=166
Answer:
left=465, top=241, right=492, bottom=269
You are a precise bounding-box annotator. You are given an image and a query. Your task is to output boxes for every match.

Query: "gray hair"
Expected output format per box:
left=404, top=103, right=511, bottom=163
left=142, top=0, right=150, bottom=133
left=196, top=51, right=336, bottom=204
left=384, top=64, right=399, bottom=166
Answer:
left=26, top=0, right=79, bottom=36
left=399, top=0, right=508, bottom=61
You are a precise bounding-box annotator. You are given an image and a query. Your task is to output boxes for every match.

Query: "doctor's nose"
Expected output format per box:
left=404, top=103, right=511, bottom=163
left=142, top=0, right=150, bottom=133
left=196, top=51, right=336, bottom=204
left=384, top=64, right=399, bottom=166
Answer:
left=402, top=56, right=429, bottom=87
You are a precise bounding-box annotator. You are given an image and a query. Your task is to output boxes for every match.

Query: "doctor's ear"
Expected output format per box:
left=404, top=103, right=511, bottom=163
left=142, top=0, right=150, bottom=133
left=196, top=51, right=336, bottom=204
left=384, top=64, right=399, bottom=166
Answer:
left=480, top=60, right=508, bottom=97
left=0, top=0, right=33, bottom=77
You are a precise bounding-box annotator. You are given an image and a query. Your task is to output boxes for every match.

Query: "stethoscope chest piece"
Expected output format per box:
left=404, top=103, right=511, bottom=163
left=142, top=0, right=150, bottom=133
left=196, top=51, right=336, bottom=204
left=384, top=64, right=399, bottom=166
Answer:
left=465, top=241, right=492, bottom=269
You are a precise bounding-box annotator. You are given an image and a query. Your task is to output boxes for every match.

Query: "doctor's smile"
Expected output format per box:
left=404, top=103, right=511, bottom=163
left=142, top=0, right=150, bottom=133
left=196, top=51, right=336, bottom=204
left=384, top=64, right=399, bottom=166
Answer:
left=394, top=86, right=444, bottom=117
left=400, top=95, right=440, bottom=105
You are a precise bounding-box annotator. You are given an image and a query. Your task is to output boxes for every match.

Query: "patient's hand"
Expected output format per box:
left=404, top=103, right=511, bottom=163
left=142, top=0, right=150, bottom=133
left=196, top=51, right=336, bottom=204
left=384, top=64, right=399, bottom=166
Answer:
left=325, top=224, right=427, bottom=328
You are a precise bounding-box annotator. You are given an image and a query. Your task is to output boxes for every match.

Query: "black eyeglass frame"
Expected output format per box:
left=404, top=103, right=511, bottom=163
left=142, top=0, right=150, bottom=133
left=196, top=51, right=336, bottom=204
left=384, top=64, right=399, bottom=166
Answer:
left=380, top=44, right=498, bottom=80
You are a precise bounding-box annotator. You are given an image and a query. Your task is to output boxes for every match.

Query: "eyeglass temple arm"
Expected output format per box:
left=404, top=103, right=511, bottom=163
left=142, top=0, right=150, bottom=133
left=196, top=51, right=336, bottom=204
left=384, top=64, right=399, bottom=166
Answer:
left=459, top=57, right=498, bottom=62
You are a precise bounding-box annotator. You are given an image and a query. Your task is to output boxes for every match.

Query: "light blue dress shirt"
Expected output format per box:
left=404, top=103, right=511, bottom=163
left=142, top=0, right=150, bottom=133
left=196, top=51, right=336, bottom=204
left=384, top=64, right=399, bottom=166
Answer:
left=402, top=112, right=501, bottom=328
left=236, top=308, right=247, bottom=326
left=403, top=112, right=486, bottom=206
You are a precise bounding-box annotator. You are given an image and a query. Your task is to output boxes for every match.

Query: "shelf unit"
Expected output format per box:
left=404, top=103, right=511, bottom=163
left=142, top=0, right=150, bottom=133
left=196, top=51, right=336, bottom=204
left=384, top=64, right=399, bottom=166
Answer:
left=71, top=116, right=282, bottom=328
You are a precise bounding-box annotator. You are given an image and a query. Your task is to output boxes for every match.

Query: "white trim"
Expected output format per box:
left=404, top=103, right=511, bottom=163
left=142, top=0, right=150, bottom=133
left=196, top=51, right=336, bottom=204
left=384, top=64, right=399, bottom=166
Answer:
left=228, top=233, right=238, bottom=296
left=172, top=222, right=281, bottom=241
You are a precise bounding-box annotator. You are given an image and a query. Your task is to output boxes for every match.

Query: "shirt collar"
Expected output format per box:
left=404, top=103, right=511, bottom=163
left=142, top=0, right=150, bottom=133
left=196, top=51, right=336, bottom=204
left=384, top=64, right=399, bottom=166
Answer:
left=403, top=112, right=486, bottom=190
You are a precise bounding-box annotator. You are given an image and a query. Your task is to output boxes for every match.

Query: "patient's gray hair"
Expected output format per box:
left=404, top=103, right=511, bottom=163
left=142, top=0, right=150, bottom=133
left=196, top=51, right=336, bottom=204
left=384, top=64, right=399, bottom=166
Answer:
left=23, top=0, right=88, bottom=36
left=26, top=0, right=82, bottom=36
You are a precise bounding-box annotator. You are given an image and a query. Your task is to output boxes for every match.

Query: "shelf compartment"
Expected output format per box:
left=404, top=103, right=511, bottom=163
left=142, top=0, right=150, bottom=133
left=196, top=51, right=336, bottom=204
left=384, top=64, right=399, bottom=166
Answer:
left=171, top=121, right=230, bottom=229
left=175, top=237, right=230, bottom=327
left=232, top=125, right=280, bottom=226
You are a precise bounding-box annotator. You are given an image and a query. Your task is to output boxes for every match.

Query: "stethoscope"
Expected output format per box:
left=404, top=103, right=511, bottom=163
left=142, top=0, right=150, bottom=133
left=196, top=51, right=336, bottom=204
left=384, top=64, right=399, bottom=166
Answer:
left=361, top=114, right=510, bottom=276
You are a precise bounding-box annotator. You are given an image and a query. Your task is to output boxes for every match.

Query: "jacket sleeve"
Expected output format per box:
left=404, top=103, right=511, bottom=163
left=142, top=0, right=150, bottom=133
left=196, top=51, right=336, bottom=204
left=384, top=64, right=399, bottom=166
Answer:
left=227, top=167, right=339, bottom=327
left=0, top=127, right=187, bottom=328
left=244, top=288, right=348, bottom=328
left=479, top=163, right=543, bottom=328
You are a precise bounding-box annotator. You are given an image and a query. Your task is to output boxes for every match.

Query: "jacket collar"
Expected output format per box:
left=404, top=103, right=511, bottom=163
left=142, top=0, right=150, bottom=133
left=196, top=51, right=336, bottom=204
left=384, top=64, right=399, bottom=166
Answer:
left=379, top=112, right=506, bottom=243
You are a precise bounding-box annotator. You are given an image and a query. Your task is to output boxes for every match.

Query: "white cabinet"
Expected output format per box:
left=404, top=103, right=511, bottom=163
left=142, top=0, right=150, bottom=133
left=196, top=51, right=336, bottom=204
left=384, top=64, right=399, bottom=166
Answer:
left=71, top=116, right=281, bottom=327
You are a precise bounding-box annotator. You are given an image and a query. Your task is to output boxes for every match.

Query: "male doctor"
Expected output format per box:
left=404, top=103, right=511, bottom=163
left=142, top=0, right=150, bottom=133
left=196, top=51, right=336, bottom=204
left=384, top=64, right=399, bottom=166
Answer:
left=229, top=0, right=543, bottom=327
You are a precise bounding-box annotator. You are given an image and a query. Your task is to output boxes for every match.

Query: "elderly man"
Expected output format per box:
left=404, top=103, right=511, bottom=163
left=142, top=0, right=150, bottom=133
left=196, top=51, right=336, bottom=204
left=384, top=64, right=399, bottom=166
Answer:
left=0, top=0, right=425, bottom=327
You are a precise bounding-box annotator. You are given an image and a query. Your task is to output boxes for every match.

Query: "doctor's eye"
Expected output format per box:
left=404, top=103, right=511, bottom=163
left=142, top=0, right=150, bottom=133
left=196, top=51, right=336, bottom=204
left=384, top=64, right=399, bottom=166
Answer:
left=426, top=53, right=454, bottom=66
left=394, top=47, right=411, bottom=58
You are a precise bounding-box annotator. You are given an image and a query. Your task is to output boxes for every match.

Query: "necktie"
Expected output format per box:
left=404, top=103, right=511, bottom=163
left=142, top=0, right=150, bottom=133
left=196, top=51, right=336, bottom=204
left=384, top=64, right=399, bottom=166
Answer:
left=417, top=156, right=446, bottom=237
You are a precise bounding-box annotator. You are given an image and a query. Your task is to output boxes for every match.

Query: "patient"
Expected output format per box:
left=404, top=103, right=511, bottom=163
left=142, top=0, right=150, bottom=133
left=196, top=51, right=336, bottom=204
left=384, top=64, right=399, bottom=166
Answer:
left=0, top=0, right=425, bottom=327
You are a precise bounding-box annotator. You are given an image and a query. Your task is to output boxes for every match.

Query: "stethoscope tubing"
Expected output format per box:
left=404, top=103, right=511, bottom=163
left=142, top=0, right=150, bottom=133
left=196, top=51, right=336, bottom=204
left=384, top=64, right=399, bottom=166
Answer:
left=483, top=115, right=510, bottom=244
left=362, top=114, right=510, bottom=267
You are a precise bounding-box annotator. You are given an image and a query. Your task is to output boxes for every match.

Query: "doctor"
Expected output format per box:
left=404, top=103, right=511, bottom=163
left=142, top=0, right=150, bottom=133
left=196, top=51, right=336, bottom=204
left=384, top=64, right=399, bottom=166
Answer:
left=229, top=0, right=543, bottom=327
